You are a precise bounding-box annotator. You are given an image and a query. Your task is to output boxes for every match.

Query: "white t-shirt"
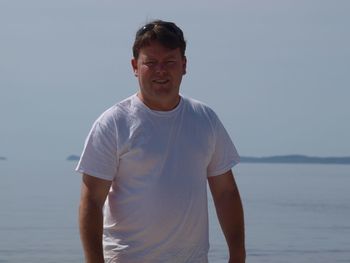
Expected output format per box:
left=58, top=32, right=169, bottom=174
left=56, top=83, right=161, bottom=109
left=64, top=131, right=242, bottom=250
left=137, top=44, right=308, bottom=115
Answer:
left=76, top=94, right=239, bottom=263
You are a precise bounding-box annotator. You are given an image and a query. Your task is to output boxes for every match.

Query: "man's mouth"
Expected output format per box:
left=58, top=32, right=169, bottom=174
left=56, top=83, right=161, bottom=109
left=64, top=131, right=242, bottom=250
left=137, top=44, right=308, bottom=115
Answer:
left=153, top=79, right=169, bottom=84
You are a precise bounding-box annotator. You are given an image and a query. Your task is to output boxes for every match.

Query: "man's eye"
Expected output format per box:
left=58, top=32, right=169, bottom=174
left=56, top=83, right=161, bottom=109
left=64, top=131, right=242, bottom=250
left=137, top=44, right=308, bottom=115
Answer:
left=166, top=60, right=176, bottom=65
left=145, top=61, right=156, bottom=66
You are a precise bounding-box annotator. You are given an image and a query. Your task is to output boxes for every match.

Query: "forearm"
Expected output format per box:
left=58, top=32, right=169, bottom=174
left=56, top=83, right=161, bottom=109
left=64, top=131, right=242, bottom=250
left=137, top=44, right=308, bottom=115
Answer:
left=214, top=190, right=245, bottom=262
left=79, top=200, right=105, bottom=263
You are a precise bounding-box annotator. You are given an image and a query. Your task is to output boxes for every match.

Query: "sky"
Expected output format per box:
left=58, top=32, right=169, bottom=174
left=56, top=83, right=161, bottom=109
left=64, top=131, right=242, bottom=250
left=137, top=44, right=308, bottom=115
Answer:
left=0, top=0, right=349, bottom=161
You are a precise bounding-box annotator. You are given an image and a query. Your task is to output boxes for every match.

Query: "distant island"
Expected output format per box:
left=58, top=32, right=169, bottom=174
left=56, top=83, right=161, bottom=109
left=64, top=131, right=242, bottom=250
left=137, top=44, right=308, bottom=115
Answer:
left=0, top=157, right=6, bottom=161
left=67, top=155, right=80, bottom=161
left=240, top=155, right=350, bottom=165
left=67, top=154, right=350, bottom=165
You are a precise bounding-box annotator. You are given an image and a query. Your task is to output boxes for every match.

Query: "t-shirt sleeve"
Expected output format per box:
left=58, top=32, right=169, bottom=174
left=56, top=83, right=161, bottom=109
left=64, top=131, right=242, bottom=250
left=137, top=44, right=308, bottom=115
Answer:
left=207, top=113, right=240, bottom=177
left=75, top=119, right=118, bottom=181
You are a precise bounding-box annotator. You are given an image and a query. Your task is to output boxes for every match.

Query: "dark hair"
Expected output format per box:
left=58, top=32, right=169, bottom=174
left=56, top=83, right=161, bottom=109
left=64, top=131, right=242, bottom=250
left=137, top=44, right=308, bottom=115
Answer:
left=132, top=20, right=186, bottom=59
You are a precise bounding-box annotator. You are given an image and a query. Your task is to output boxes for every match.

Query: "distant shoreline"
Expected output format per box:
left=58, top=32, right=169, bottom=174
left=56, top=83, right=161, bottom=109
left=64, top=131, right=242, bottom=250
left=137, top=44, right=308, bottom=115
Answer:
left=240, top=155, right=350, bottom=165
left=66, top=154, right=350, bottom=165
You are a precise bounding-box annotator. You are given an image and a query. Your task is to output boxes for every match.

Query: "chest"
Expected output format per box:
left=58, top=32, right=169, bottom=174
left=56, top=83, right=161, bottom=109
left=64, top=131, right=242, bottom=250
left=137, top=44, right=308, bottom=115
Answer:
left=122, top=114, right=213, bottom=165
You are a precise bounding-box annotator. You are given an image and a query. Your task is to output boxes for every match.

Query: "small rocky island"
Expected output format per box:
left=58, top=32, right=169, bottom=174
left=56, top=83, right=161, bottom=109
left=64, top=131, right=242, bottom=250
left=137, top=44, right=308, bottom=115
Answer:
left=66, top=155, right=80, bottom=161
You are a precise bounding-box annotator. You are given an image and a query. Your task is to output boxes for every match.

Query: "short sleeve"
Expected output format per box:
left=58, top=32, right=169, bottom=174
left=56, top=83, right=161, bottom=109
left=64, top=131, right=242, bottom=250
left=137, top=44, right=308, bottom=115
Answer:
left=75, top=120, right=118, bottom=181
left=207, top=113, right=240, bottom=177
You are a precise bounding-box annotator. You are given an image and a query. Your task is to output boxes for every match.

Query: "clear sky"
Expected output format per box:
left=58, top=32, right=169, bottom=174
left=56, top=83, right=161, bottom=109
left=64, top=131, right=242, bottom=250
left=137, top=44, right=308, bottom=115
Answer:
left=1, top=0, right=349, bottom=161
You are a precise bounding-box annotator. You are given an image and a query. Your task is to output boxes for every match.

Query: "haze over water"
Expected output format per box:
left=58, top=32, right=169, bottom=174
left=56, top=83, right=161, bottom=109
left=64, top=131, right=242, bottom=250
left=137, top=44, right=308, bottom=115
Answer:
left=1, top=0, right=350, bottom=159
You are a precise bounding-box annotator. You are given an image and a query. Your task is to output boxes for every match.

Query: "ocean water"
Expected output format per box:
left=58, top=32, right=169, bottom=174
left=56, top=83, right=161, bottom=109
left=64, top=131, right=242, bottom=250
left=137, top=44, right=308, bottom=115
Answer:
left=0, top=160, right=349, bottom=262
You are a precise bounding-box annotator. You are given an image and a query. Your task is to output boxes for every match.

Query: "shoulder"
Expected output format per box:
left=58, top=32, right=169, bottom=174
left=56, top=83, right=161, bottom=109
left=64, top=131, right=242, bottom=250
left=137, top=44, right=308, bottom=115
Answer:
left=94, top=94, right=137, bottom=129
left=181, top=95, right=219, bottom=121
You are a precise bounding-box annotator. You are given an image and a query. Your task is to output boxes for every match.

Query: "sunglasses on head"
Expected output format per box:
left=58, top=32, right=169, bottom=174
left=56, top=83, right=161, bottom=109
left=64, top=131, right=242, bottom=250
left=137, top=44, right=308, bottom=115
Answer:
left=137, top=22, right=182, bottom=39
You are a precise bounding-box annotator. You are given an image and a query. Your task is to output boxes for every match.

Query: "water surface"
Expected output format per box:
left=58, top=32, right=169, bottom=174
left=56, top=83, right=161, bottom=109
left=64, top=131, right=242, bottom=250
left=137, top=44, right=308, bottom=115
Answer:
left=1, top=161, right=349, bottom=262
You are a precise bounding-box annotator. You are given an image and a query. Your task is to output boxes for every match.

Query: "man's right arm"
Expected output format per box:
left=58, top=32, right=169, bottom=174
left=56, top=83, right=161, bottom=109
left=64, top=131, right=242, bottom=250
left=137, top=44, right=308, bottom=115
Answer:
left=79, top=173, right=112, bottom=263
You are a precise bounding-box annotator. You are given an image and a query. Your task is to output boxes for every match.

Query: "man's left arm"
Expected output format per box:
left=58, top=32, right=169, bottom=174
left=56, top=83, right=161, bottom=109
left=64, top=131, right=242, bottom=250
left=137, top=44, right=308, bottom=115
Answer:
left=208, top=169, right=246, bottom=263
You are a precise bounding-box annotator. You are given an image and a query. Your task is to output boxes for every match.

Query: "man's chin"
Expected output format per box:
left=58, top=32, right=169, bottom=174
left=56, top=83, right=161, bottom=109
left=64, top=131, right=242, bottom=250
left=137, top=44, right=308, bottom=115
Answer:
left=152, top=85, right=174, bottom=95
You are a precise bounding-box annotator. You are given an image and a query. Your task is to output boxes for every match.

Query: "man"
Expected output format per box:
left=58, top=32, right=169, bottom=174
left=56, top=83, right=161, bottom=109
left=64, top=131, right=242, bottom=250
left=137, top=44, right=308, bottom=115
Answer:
left=76, top=20, right=245, bottom=263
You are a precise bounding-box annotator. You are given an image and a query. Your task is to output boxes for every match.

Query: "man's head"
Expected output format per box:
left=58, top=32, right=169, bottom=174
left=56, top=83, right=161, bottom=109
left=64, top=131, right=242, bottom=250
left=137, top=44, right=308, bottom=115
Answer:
left=132, top=20, right=186, bottom=60
left=131, top=20, right=187, bottom=111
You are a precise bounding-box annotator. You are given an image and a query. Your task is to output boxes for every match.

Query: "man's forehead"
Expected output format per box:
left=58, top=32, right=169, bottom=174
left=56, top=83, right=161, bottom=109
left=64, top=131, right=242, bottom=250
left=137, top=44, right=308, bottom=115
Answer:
left=138, top=42, right=182, bottom=58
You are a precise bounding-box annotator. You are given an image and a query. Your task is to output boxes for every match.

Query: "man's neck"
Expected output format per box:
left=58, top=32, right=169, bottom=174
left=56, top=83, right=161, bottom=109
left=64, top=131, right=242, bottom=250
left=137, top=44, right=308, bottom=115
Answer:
left=137, top=93, right=180, bottom=111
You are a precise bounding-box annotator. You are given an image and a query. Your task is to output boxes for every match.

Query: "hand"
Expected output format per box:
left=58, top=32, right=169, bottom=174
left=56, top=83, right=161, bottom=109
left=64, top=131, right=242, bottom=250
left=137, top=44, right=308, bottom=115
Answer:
left=228, top=251, right=246, bottom=263
left=228, top=256, right=245, bottom=263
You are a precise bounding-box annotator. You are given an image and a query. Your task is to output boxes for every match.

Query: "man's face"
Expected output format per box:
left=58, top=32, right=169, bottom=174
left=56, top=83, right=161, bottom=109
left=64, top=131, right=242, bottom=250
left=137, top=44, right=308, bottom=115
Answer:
left=131, top=41, right=187, bottom=110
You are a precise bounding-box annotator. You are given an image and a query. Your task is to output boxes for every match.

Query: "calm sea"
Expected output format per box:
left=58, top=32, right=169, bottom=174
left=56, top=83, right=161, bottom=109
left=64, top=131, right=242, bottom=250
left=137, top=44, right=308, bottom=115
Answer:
left=0, top=160, right=349, bottom=262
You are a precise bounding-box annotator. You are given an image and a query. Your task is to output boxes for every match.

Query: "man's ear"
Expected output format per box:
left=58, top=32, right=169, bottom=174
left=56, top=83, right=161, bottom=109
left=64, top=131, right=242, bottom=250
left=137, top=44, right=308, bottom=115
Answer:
left=131, top=58, right=138, bottom=77
left=182, top=56, right=187, bottom=75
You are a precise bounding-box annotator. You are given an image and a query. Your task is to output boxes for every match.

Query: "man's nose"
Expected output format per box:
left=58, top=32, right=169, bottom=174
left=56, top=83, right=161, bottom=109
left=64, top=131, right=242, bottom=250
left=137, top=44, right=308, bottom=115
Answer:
left=155, top=63, right=166, bottom=73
